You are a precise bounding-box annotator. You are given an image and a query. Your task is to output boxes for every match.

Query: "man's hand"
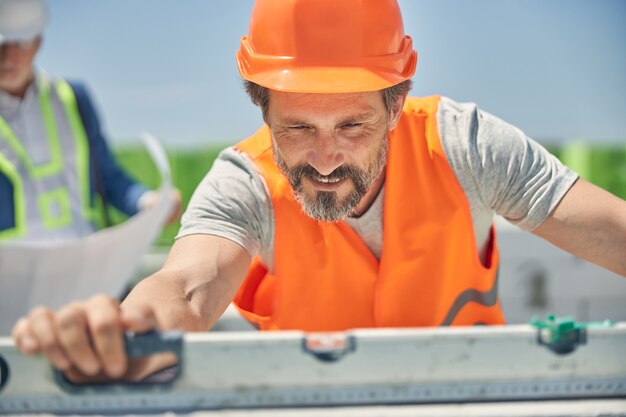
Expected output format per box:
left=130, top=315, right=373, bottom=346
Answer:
left=11, top=295, right=170, bottom=382
left=10, top=235, right=251, bottom=383
left=139, top=189, right=183, bottom=226
left=164, top=189, right=182, bottom=225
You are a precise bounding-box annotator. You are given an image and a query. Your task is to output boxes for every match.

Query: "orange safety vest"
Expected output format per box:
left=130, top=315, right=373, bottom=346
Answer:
left=234, top=96, right=505, bottom=331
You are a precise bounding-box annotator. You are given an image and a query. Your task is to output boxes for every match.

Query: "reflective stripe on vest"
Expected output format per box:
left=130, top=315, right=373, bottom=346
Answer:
left=233, top=96, right=505, bottom=331
left=0, top=77, right=94, bottom=241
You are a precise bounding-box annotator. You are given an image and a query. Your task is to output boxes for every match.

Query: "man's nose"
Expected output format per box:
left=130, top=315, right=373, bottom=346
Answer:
left=307, top=131, right=344, bottom=176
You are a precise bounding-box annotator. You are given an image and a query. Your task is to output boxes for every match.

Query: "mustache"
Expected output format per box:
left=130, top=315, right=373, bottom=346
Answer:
left=289, top=164, right=355, bottom=183
left=285, top=164, right=369, bottom=197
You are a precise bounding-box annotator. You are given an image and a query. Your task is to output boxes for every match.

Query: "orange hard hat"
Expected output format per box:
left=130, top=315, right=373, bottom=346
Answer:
left=236, top=0, right=417, bottom=93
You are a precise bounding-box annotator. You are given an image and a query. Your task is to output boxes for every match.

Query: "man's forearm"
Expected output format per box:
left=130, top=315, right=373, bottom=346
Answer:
left=121, top=235, right=252, bottom=331
left=121, top=268, right=237, bottom=332
left=533, top=179, right=626, bottom=277
left=121, top=271, right=208, bottom=331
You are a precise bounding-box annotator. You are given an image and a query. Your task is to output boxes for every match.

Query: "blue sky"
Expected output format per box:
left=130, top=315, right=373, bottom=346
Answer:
left=37, top=0, right=626, bottom=148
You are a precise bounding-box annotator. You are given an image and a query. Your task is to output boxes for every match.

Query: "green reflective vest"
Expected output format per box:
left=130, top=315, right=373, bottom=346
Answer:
left=0, top=76, right=96, bottom=241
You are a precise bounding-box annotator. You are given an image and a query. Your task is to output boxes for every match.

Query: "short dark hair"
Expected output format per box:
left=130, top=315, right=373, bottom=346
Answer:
left=244, top=79, right=413, bottom=121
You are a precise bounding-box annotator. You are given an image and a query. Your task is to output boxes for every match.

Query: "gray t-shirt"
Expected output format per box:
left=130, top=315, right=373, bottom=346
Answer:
left=178, top=97, right=578, bottom=271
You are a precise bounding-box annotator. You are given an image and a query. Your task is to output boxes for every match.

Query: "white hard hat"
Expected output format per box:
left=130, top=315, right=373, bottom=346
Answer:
left=0, top=0, right=48, bottom=45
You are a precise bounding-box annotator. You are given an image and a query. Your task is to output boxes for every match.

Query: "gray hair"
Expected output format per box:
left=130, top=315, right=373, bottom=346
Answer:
left=244, top=79, right=413, bottom=121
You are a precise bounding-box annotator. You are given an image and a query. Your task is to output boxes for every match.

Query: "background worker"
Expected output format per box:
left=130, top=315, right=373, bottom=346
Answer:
left=11, top=0, right=626, bottom=382
left=0, top=0, right=181, bottom=242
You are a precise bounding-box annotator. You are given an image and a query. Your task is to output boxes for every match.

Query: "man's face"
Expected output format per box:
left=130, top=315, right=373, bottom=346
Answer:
left=266, top=90, right=401, bottom=222
left=0, top=36, right=40, bottom=96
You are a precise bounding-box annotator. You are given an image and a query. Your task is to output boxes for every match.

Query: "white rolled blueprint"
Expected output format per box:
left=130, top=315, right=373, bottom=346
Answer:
left=0, top=133, right=173, bottom=334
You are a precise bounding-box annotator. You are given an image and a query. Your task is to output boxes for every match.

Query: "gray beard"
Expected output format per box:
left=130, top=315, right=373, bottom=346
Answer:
left=272, top=137, right=388, bottom=222
left=295, top=188, right=363, bottom=222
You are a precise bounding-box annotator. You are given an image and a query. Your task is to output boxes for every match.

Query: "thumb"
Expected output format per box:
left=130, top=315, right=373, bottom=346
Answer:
left=120, top=305, right=159, bottom=334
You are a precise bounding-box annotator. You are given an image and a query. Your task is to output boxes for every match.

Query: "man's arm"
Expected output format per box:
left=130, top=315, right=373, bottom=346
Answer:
left=532, top=178, right=626, bottom=277
left=125, top=234, right=251, bottom=331
left=69, top=81, right=148, bottom=216
left=12, top=234, right=251, bottom=380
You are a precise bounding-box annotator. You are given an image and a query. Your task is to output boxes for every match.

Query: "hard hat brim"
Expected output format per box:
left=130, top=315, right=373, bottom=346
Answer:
left=0, top=28, right=42, bottom=44
left=237, top=35, right=417, bottom=94
left=238, top=65, right=416, bottom=94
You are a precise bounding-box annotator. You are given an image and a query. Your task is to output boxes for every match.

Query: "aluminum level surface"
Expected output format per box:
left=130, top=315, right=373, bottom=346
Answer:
left=0, top=324, right=625, bottom=414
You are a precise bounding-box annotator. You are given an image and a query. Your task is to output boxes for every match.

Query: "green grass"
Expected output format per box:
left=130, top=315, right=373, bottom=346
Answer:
left=551, top=142, right=626, bottom=200
left=111, top=143, right=626, bottom=247
left=111, top=144, right=227, bottom=246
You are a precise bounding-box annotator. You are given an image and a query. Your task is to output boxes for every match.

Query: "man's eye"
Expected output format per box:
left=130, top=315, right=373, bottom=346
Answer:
left=289, top=125, right=308, bottom=130
left=341, top=122, right=363, bottom=129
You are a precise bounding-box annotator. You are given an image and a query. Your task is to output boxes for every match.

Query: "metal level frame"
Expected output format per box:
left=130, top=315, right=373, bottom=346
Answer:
left=0, top=323, right=625, bottom=415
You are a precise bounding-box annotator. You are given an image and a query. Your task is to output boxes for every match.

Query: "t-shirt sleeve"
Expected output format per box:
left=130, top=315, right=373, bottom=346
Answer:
left=438, top=97, right=579, bottom=231
left=176, top=146, right=272, bottom=257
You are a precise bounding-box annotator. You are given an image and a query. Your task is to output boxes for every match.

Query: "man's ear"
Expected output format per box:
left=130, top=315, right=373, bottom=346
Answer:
left=388, top=93, right=407, bottom=130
